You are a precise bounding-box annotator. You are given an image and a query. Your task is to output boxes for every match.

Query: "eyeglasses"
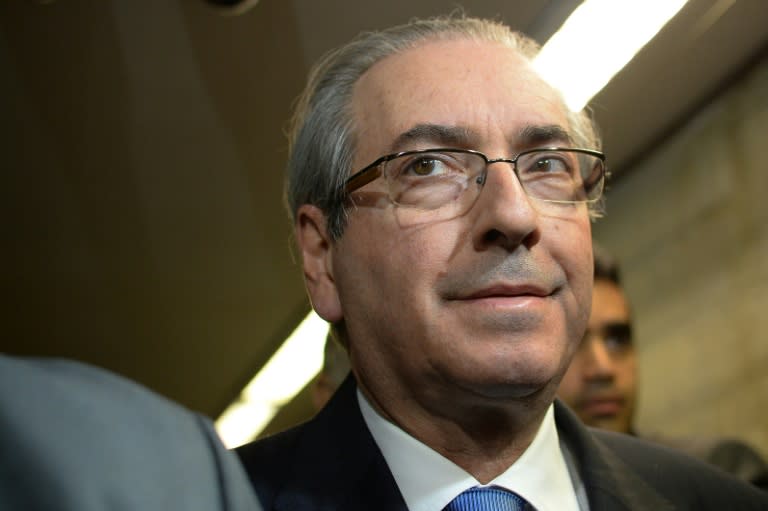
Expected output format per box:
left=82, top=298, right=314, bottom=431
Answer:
left=344, top=147, right=606, bottom=215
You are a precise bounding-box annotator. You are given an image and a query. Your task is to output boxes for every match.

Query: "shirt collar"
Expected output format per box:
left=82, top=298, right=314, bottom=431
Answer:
left=358, top=390, right=582, bottom=511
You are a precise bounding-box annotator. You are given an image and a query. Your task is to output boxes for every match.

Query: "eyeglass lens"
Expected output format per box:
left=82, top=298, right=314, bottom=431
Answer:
left=381, top=149, right=603, bottom=211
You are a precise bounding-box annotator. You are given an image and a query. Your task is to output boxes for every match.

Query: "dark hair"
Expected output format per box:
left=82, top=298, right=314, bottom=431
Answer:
left=593, top=244, right=621, bottom=285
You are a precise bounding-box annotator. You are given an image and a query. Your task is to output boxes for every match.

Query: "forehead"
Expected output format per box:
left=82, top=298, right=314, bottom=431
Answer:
left=591, top=280, right=631, bottom=323
left=350, top=37, right=569, bottom=163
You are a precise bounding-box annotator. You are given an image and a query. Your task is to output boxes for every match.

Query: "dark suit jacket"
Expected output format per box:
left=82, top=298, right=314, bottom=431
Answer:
left=639, top=431, right=768, bottom=490
left=237, top=376, right=768, bottom=510
left=0, top=356, right=260, bottom=511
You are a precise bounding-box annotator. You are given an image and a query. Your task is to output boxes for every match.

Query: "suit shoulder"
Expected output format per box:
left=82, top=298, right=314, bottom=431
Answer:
left=592, top=429, right=768, bottom=507
left=237, top=426, right=304, bottom=464
left=235, top=424, right=306, bottom=503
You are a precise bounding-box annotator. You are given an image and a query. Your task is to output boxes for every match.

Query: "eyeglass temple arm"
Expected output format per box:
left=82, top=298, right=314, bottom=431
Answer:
left=583, top=160, right=605, bottom=192
left=345, top=166, right=382, bottom=193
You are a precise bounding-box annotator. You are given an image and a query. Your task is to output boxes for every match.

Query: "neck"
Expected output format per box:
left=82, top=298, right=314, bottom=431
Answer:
left=358, top=376, right=552, bottom=483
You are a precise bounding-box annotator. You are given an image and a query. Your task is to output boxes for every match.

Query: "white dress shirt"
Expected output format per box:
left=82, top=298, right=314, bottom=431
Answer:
left=358, top=390, right=588, bottom=511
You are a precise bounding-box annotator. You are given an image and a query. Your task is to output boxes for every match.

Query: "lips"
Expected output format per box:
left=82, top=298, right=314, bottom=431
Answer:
left=456, top=283, right=553, bottom=301
left=579, top=397, right=625, bottom=417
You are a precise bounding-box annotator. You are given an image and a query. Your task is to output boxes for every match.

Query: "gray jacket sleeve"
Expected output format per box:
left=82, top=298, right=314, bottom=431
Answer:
left=0, top=355, right=261, bottom=511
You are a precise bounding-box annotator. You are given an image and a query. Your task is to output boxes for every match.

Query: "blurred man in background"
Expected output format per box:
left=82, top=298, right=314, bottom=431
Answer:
left=557, top=246, right=637, bottom=434
left=557, top=246, right=768, bottom=490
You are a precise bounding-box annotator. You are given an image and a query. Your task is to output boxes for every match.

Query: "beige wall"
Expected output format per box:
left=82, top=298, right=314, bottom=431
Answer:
left=593, top=55, right=768, bottom=458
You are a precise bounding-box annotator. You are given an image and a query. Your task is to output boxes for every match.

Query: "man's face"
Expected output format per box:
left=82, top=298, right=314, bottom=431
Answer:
left=558, top=279, right=637, bottom=433
left=300, top=39, right=594, bottom=415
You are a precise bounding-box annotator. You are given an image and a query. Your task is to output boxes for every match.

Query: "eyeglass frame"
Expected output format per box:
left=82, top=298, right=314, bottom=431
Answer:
left=343, top=146, right=607, bottom=208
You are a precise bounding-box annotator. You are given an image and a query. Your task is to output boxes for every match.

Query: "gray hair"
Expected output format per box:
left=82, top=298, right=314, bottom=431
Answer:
left=285, top=15, right=602, bottom=240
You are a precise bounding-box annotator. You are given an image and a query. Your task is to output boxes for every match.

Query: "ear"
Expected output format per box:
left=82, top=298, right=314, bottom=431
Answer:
left=295, top=205, right=343, bottom=323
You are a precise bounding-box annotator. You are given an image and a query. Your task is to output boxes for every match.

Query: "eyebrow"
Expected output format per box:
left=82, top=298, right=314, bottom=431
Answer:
left=388, top=122, right=575, bottom=153
left=390, top=124, right=475, bottom=152
left=517, top=124, right=574, bottom=148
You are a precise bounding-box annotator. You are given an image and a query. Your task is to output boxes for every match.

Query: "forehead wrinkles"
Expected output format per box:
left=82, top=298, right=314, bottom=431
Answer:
left=350, top=39, right=570, bottom=162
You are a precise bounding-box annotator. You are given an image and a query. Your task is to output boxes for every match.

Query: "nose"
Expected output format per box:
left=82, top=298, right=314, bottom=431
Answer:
left=582, top=337, right=616, bottom=381
left=470, top=160, right=539, bottom=251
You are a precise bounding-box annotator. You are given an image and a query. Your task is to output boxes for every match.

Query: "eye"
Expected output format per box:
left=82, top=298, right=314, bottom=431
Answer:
left=603, top=323, right=633, bottom=353
left=517, top=150, right=578, bottom=177
left=405, top=157, right=449, bottom=176
left=394, top=152, right=468, bottom=178
left=529, top=155, right=569, bottom=174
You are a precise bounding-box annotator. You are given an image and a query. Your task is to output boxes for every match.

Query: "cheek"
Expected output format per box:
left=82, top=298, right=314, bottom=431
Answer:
left=617, top=357, right=638, bottom=384
left=547, top=214, right=592, bottom=297
left=380, top=215, right=463, bottom=276
left=337, top=215, right=451, bottom=302
left=558, top=363, right=583, bottom=399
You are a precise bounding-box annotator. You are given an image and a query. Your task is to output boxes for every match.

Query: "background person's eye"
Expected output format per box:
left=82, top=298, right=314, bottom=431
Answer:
left=603, top=323, right=633, bottom=353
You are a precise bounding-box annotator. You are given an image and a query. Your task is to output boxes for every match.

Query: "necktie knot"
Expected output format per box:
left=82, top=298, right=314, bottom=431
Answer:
left=443, top=486, right=529, bottom=511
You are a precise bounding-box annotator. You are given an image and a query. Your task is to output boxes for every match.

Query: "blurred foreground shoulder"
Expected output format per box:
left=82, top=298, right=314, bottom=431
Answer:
left=0, top=355, right=260, bottom=511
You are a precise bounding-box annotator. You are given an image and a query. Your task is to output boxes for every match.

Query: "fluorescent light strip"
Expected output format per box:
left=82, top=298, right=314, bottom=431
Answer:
left=533, top=0, right=689, bottom=111
left=215, top=311, right=329, bottom=448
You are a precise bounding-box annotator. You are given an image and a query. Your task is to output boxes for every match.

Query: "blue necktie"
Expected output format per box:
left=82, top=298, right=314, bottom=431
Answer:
left=443, top=486, right=529, bottom=511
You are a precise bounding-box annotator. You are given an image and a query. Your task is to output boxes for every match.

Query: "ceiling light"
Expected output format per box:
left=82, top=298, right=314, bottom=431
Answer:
left=533, top=0, right=689, bottom=111
left=215, top=311, right=329, bottom=448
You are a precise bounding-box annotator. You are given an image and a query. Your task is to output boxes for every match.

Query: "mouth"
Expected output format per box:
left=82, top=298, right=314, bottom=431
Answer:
left=460, top=284, right=553, bottom=300
left=579, top=397, right=625, bottom=418
left=444, top=284, right=556, bottom=315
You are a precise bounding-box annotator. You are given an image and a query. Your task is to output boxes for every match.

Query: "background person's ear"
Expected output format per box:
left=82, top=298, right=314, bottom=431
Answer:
left=295, top=205, right=343, bottom=322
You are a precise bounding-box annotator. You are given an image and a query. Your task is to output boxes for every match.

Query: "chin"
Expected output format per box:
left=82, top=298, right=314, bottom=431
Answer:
left=438, top=333, right=567, bottom=398
left=457, top=362, right=560, bottom=403
left=466, top=380, right=547, bottom=401
left=505, top=348, right=565, bottom=384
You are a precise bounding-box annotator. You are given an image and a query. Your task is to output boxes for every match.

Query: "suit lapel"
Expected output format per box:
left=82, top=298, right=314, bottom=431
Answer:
left=554, top=401, right=674, bottom=511
left=270, top=383, right=674, bottom=511
left=273, top=376, right=408, bottom=511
